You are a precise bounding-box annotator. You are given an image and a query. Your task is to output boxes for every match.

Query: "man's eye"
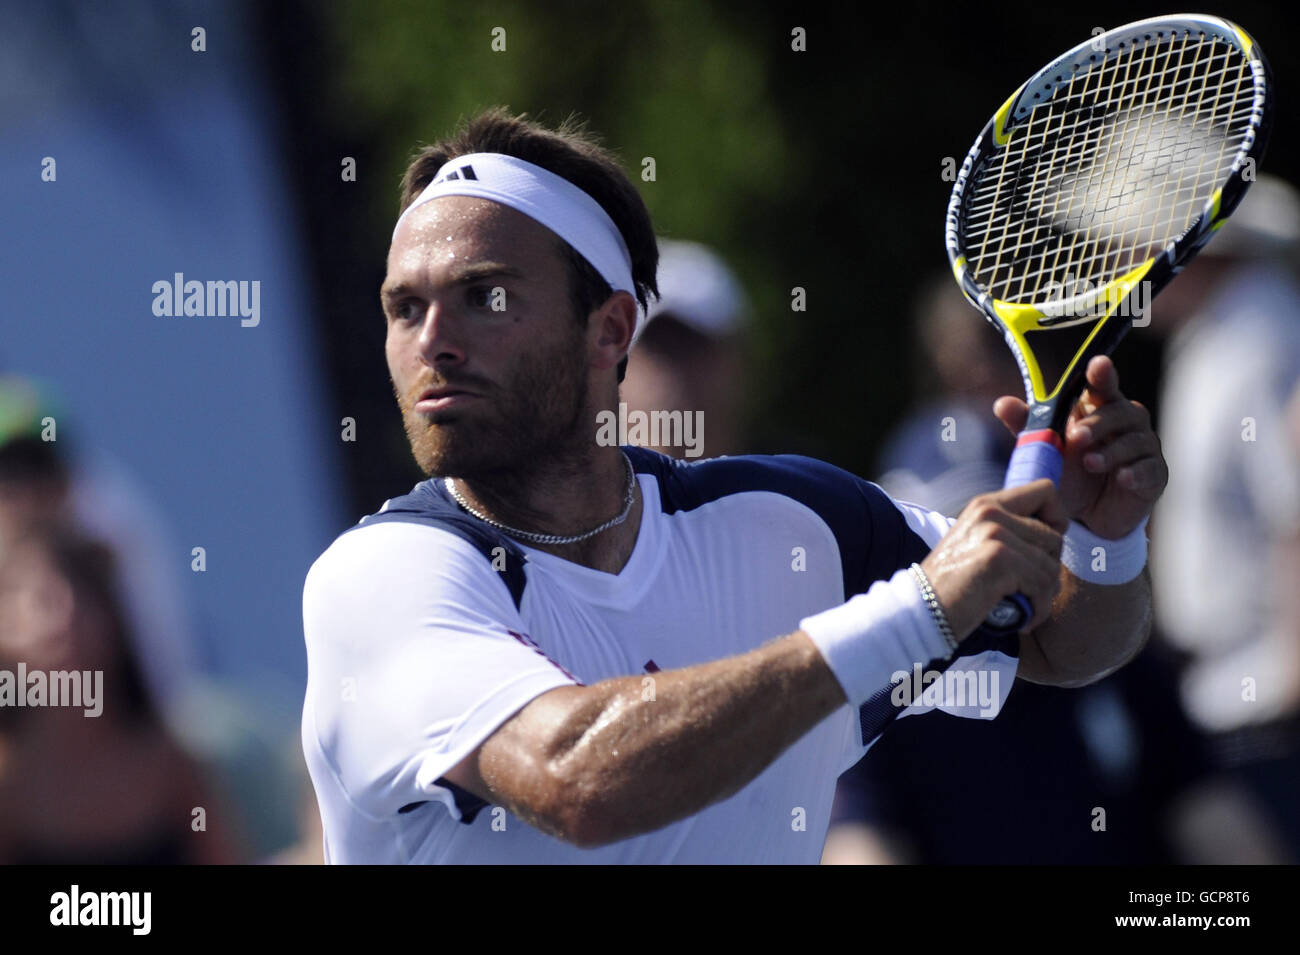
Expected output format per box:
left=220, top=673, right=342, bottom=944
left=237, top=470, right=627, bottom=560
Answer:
left=394, top=300, right=422, bottom=322
left=467, top=286, right=494, bottom=308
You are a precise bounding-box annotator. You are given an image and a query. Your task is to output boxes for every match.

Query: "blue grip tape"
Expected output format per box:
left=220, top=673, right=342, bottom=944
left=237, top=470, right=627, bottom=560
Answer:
left=1003, top=437, right=1064, bottom=489
left=983, top=433, right=1065, bottom=633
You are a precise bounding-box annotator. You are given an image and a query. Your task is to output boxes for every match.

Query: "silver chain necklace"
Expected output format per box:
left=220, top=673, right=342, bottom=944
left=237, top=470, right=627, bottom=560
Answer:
left=444, top=452, right=637, bottom=545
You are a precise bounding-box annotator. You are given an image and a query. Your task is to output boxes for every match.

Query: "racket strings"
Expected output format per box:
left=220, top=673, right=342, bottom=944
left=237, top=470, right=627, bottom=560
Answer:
left=963, top=42, right=1246, bottom=221
left=961, top=30, right=1256, bottom=310
left=981, top=40, right=1247, bottom=301
left=968, top=55, right=1245, bottom=257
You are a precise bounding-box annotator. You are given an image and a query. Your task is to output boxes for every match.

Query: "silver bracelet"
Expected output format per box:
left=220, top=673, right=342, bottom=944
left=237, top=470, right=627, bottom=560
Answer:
left=908, top=563, right=959, bottom=655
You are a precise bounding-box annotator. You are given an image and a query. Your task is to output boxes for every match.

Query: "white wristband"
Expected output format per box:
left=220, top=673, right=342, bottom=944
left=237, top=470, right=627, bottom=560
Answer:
left=799, top=567, right=954, bottom=709
left=1060, top=516, right=1148, bottom=585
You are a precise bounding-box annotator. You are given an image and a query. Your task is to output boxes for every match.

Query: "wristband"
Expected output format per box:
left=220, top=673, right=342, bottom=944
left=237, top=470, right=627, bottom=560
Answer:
left=799, top=567, right=955, bottom=709
left=1060, top=516, right=1148, bottom=585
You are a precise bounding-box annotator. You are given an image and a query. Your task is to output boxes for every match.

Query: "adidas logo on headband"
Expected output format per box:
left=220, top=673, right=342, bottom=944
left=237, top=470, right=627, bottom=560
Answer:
left=392, top=152, right=637, bottom=303
left=434, top=164, right=478, bottom=183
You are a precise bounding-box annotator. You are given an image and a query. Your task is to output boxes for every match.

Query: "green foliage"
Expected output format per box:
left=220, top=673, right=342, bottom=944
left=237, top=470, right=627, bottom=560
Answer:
left=325, top=0, right=841, bottom=460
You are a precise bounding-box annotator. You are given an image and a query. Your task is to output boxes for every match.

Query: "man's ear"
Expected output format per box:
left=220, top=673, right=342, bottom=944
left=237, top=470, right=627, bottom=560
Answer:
left=590, top=290, right=638, bottom=374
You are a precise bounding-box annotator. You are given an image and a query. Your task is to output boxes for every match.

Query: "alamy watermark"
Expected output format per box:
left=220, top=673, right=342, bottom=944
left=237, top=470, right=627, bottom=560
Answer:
left=891, top=662, right=1001, bottom=718
left=596, top=402, right=704, bottom=458
left=151, top=273, right=260, bottom=327
left=50, top=885, right=150, bottom=935
left=0, top=664, right=103, bottom=717
left=1039, top=275, right=1152, bottom=327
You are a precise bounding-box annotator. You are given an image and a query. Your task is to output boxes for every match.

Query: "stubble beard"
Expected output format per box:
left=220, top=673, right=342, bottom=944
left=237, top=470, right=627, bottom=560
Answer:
left=396, top=325, right=592, bottom=481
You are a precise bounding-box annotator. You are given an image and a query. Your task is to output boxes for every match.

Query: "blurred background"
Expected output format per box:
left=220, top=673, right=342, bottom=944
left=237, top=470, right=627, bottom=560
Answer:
left=0, top=0, right=1296, bottom=863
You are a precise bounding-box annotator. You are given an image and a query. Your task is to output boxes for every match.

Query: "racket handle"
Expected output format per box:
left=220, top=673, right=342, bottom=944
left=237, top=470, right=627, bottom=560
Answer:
left=1003, top=429, right=1065, bottom=488
left=983, top=431, right=1065, bottom=634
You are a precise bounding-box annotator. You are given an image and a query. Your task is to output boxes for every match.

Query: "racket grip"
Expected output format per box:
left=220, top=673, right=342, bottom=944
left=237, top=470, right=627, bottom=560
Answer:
left=1002, top=429, right=1065, bottom=489
left=983, top=431, right=1065, bottom=634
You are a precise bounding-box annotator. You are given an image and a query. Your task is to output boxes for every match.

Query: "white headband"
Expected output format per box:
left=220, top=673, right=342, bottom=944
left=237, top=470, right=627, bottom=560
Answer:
left=392, top=152, right=637, bottom=301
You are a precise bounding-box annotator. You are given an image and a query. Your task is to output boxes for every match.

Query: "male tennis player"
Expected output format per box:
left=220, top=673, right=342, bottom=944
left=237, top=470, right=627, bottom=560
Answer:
left=301, top=107, right=1166, bottom=863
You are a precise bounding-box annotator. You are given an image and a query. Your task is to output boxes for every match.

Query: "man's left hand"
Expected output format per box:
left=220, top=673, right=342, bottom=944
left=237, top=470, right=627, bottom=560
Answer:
left=993, top=355, right=1168, bottom=539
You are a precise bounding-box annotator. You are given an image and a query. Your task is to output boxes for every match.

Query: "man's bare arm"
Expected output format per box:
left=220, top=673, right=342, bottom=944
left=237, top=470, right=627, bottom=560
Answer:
left=986, top=356, right=1165, bottom=690
left=443, top=479, right=1073, bottom=849
left=444, top=630, right=845, bottom=849
left=1017, top=564, right=1152, bottom=688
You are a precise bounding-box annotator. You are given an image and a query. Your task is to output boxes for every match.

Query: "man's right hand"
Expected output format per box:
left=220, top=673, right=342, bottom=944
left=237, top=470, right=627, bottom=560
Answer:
left=920, top=478, right=1068, bottom=641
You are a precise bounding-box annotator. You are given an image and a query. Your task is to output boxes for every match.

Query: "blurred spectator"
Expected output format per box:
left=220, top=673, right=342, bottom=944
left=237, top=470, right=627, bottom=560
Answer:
left=0, top=376, right=200, bottom=718
left=621, top=239, right=751, bottom=459
left=823, top=649, right=1221, bottom=864
left=0, top=524, right=243, bottom=863
left=822, top=275, right=1232, bottom=864
left=874, top=274, right=1022, bottom=515
left=0, top=375, right=298, bottom=861
left=0, top=380, right=68, bottom=549
left=1149, top=174, right=1300, bottom=862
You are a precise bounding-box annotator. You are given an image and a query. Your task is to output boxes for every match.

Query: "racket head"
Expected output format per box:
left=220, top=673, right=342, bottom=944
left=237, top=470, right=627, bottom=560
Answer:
left=945, top=14, right=1273, bottom=432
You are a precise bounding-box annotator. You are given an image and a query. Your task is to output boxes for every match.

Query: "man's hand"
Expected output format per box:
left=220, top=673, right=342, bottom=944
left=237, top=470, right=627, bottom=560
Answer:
left=994, top=355, right=1168, bottom=539
left=921, top=479, right=1069, bottom=640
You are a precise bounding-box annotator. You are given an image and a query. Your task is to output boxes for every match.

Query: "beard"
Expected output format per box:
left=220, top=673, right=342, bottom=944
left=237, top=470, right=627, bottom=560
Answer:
left=394, top=323, right=592, bottom=480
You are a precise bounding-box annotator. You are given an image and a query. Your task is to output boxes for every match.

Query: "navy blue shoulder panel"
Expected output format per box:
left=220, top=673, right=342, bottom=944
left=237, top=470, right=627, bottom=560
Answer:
left=624, top=445, right=931, bottom=598
left=339, top=478, right=529, bottom=610
left=625, top=447, right=1017, bottom=753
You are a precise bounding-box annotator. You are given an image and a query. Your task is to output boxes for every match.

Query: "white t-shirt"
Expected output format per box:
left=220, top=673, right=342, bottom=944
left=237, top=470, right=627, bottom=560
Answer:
left=301, top=448, right=1018, bottom=863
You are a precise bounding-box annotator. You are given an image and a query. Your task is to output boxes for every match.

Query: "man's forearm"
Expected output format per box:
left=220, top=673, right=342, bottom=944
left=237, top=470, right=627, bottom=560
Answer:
left=482, top=631, right=846, bottom=848
left=1017, top=564, right=1153, bottom=687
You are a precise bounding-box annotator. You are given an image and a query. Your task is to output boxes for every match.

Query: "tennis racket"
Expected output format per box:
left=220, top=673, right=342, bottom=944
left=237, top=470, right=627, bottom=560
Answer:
left=945, top=14, right=1272, bottom=633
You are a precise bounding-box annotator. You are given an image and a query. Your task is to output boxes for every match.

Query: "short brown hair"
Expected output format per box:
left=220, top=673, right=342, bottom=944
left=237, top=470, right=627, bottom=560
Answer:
left=398, top=108, right=659, bottom=380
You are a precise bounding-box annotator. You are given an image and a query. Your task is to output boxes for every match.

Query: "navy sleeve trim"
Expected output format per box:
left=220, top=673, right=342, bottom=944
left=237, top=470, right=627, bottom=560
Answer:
left=341, top=479, right=529, bottom=609
left=394, top=778, right=489, bottom=825
left=439, top=777, right=489, bottom=824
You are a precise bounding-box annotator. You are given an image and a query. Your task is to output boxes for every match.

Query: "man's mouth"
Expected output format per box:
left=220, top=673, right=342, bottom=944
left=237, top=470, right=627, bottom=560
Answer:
left=414, top=386, right=480, bottom=412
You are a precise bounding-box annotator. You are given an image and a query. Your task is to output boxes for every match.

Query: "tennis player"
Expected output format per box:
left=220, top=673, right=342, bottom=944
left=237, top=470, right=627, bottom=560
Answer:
left=301, top=107, right=1166, bottom=864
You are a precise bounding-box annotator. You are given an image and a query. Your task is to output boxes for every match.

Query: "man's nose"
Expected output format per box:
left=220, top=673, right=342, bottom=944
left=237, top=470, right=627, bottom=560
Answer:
left=416, top=299, right=466, bottom=365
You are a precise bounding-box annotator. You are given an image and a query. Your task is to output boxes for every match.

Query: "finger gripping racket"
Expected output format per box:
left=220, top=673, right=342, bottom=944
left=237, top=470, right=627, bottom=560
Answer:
left=945, top=14, right=1272, bottom=632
